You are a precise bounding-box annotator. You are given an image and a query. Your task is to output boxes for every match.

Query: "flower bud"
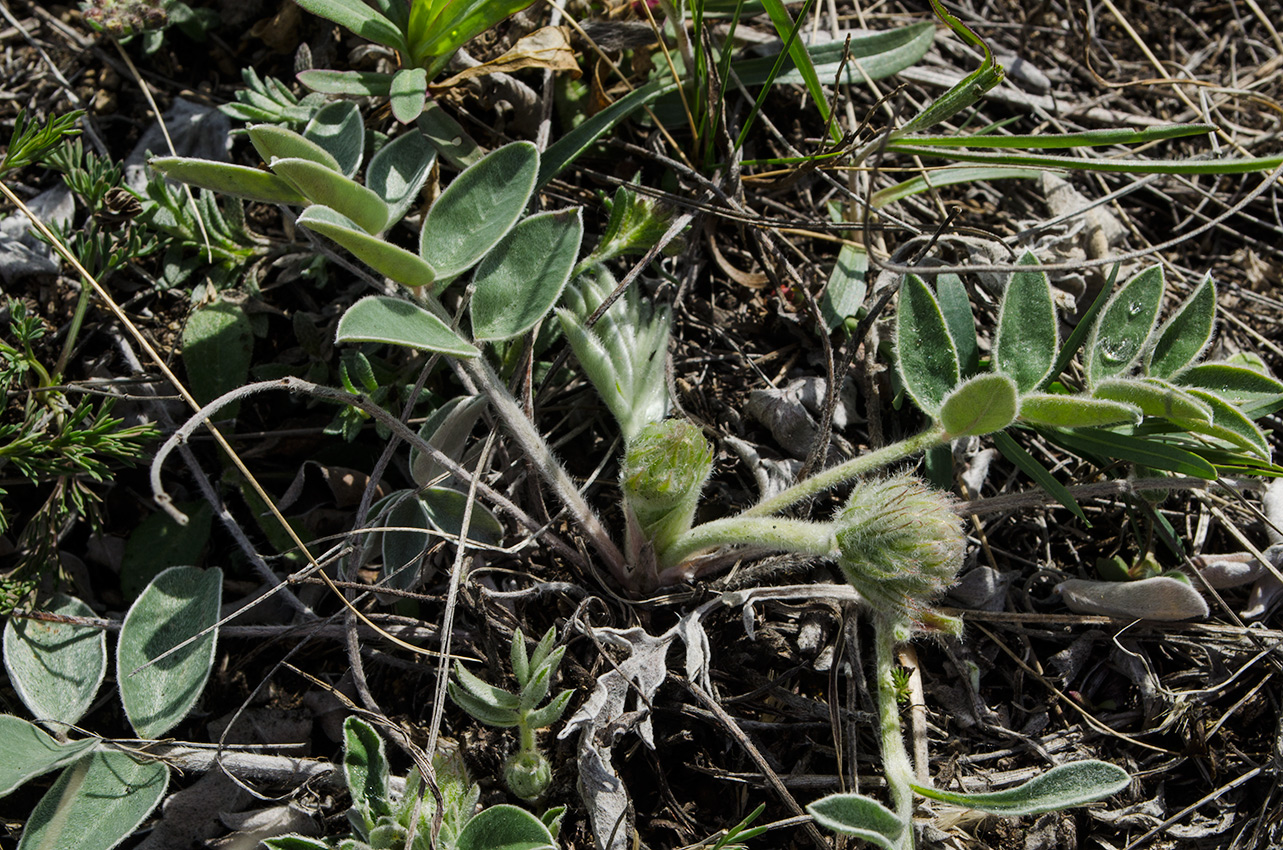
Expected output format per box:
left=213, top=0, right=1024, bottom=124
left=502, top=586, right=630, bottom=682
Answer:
left=622, top=419, right=714, bottom=556
left=833, top=474, right=966, bottom=624
left=504, top=750, right=552, bottom=801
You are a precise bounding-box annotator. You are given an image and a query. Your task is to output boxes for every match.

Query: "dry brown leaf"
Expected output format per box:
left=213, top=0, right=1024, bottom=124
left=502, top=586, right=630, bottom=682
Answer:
left=431, top=26, right=581, bottom=91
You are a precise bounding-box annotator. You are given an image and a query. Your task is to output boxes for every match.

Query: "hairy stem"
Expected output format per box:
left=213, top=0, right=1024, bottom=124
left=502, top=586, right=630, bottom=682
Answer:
left=875, top=615, right=916, bottom=850
left=659, top=516, right=836, bottom=569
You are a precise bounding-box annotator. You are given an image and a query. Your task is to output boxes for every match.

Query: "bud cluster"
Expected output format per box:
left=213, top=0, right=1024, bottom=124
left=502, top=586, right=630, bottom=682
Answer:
left=81, top=0, right=168, bottom=36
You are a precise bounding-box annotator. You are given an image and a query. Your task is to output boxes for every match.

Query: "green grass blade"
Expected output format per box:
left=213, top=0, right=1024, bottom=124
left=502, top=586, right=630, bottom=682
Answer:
left=883, top=145, right=1283, bottom=174
left=759, top=0, right=838, bottom=142
left=872, top=166, right=1044, bottom=208
left=888, top=124, right=1215, bottom=149
left=992, top=431, right=1087, bottom=522
left=1049, top=428, right=1218, bottom=479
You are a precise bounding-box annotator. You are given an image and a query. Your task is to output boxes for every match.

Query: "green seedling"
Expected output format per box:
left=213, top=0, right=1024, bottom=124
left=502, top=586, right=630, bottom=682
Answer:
left=448, top=627, right=574, bottom=801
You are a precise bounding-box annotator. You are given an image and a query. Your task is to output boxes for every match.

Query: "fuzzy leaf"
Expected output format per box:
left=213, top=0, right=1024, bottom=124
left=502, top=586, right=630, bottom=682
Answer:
left=806, top=793, right=904, bottom=850
left=16, top=751, right=168, bottom=850
left=911, top=760, right=1129, bottom=815
left=0, top=716, right=97, bottom=798
left=510, top=629, right=530, bottom=687
left=420, top=486, right=505, bottom=547
left=390, top=68, right=428, bottom=123
left=935, top=273, right=979, bottom=377
left=1091, top=377, right=1212, bottom=422
left=303, top=101, right=365, bottom=177
left=447, top=683, right=521, bottom=727
left=262, top=837, right=333, bottom=850
left=1085, top=264, right=1165, bottom=386
left=524, top=688, right=574, bottom=730
left=4, top=595, right=107, bottom=727
left=409, top=395, right=488, bottom=488
left=939, top=373, right=1018, bottom=438
left=343, top=716, right=392, bottom=830
left=1147, top=275, right=1216, bottom=378
left=420, top=141, right=539, bottom=279
left=1183, top=389, right=1271, bottom=459
left=1018, top=394, right=1142, bottom=429
left=291, top=0, right=408, bottom=53
left=895, top=274, right=960, bottom=416
left=335, top=296, right=477, bottom=357
left=149, top=157, right=305, bottom=205
left=380, top=494, right=431, bottom=591
left=529, top=626, right=557, bottom=672
left=454, top=803, right=557, bottom=850
left=120, top=502, right=214, bottom=600
left=298, top=206, right=436, bottom=289
left=365, top=130, right=435, bottom=223
left=994, top=252, right=1058, bottom=392
left=471, top=209, right=582, bottom=341
left=519, top=663, right=554, bottom=713
left=1057, top=576, right=1209, bottom=620
left=452, top=662, right=521, bottom=711
left=273, top=158, right=389, bottom=233
left=1177, top=363, right=1283, bottom=419
left=248, top=124, right=342, bottom=172
left=117, top=567, right=221, bottom=739
left=183, top=300, right=252, bottom=415
left=297, top=69, right=393, bottom=98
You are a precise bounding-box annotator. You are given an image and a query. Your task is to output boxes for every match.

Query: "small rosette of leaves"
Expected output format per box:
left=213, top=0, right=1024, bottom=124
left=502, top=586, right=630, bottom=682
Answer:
left=621, top=419, right=714, bottom=559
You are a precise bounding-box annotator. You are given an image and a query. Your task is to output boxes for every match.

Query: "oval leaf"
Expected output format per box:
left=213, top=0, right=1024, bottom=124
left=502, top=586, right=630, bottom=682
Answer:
left=1085, top=264, right=1165, bottom=386
left=247, top=124, right=341, bottom=172
left=911, top=760, right=1130, bottom=816
left=17, top=751, right=169, bottom=850
left=939, top=373, right=1018, bottom=438
left=303, top=101, right=365, bottom=177
left=409, top=395, right=489, bottom=488
left=894, top=274, right=960, bottom=417
left=1177, top=363, right=1283, bottom=420
left=806, top=793, right=904, bottom=850
left=994, top=252, right=1058, bottom=392
left=0, top=716, right=98, bottom=798
left=183, top=300, right=253, bottom=414
left=272, top=158, right=389, bottom=234
left=343, top=716, right=392, bottom=829
left=149, top=157, right=305, bottom=205
left=380, top=494, right=432, bottom=591
left=455, top=803, right=557, bottom=850
left=471, top=209, right=583, bottom=341
left=335, top=296, right=478, bottom=357
left=291, top=0, right=408, bottom=52
left=390, top=67, right=428, bottom=124
left=935, top=273, right=979, bottom=377
left=421, top=487, right=505, bottom=548
left=297, top=69, right=394, bottom=98
left=1183, top=389, right=1271, bottom=459
left=1147, top=274, right=1216, bottom=379
left=366, top=130, right=436, bottom=224
left=1057, top=576, right=1209, bottom=620
left=4, top=595, right=107, bottom=727
left=1018, top=393, right=1142, bottom=429
left=117, top=566, right=222, bottom=739
left=1092, top=377, right=1211, bottom=422
left=421, top=141, right=539, bottom=279
left=298, top=205, right=436, bottom=289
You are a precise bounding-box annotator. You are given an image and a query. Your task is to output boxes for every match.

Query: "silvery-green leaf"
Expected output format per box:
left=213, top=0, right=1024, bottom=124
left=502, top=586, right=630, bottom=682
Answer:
left=247, top=124, right=341, bottom=172
left=291, top=0, right=408, bottom=53
left=263, top=836, right=332, bottom=850
left=1085, top=264, right=1165, bottom=386
left=420, top=142, right=539, bottom=279
left=910, top=760, right=1129, bottom=815
left=1177, top=363, right=1283, bottom=419
left=335, top=296, right=477, bottom=357
left=935, top=273, right=979, bottom=376
left=0, top=716, right=97, bottom=797
left=939, top=373, right=1018, bottom=438
left=117, top=566, right=222, bottom=739
left=806, top=793, right=904, bottom=850
left=149, top=157, right=305, bottom=205
left=510, top=628, right=530, bottom=687
left=1091, top=377, right=1212, bottom=422
left=528, top=626, right=557, bottom=672
left=1147, top=274, right=1216, bottom=379
left=409, top=395, right=488, bottom=488
left=1183, top=389, right=1271, bottom=459
left=182, top=300, right=252, bottom=416
left=421, top=487, right=504, bottom=548
left=4, top=595, right=106, bottom=727
left=380, top=494, right=431, bottom=591
left=471, top=209, right=582, bottom=341
left=365, top=129, right=435, bottom=223
left=454, top=803, right=557, bottom=850
left=298, top=205, right=435, bottom=289
left=519, top=663, right=554, bottom=713
left=272, top=158, right=389, bottom=234
left=17, top=752, right=168, bottom=850
left=452, top=662, right=520, bottom=709
left=296, top=69, right=393, bottom=99
left=894, top=274, right=959, bottom=417
left=342, top=716, right=392, bottom=833
left=303, top=101, right=365, bottom=177
left=994, top=252, right=1058, bottom=392
left=389, top=68, right=428, bottom=124
left=524, top=689, right=573, bottom=730
left=819, top=243, right=867, bottom=332
left=418, top=102, right=483, bottom=169
left=1057, top=575, right=1209, bottom=620
left=1018, top=393, right=1142, bottom=428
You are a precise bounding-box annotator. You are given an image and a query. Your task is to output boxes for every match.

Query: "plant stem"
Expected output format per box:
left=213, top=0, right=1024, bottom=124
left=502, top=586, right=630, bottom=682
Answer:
left=659, top=516, right=835, bottom=569
left=875, top=614, right=916, bottom=850
left=742, top=425, right=947, bottom=517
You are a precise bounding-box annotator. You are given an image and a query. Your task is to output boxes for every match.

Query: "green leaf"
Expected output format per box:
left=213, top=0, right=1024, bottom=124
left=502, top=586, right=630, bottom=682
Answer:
left=4, top=596, right=107, bottom=727
left=993, top=252, right=1058, bottom=392
left=272, top=158, right=389, bottom=234
left=262, top=837, right=333, bottom=850
left=894, top=274, right=960, bottom=417
left=303, top=101, right=366, bottom=177
left=343, top=716, right=393, bottom=831
left=1147, top=274, right=1216, bottom=379
left=1051, top=428, right=1217, bottom=479
left=120, top=501, right=214, bottom=599
left=380, top=494, right=432, bottom=591
left=365, top=129, right=435, bottom=223
left=820, top=243, right=867, bottom=332
left=247, top=124, right=342, bottom=172
left=409, top=395, right=489, bottom=488
left=418, top=102, right=483, bottom=169
left=16, top=751, right=168, bottom=850
left=910, top=760, right=1129, bottom=816
left=454, top=803, right=557, bottom=850
left=0, top=715, right=97, bottom=797
left=421, top=141, right=539, bottom=279
left=447, top=683, right=521, bottom=727
left=890, top=124, right=1216, bottom=149
left=1018, top=393, right=1142, bottom=429
left=117, top=566, right=222, bottom=739
left=519, top=662, right=554, bottom=713
left=297, top=205, right=436, bottom=289
left=335, top=296, right=477, bottom=357
left=1183, top=389, right=1271, bottom=459
left=881, top=146, right=1283, bottom=175
left=452, top=662, right=521, bottom=711
left=528, top=625, right=557, bottom=671
left=420, top=487, right=505, bottom=548
left=1051, top=264, right=1119, bottom=383
left=760, top=0, right=837, bottom=142
left=291, top=0, right=408, bottom=53
left=471, top=209, right=583, bottom=341
left=935, top=273, right=979, bottom=376
left=510, top=628, right=530, bottom=687
left=524, top=688, right=573, bottom=730
left=296, top=69, right=394, bottom=98
left=806, top=793, right=904, bottom=850
left=1091, top=377, right=1212, bottom=422
left=149, top=157, right=305, bottom=205
left=1177, top=363, right=1283, bottom=420
left=871, top=166, right=1043, bottom=209
left=992, top=431, right=1086, bottom=522
left=390, top=68, right=428, bottom=124
left=939, top=373, right=1018, bottom=438
left=407, top=0, right=537, bottom=75
left=1084, top=264, right=1165, bottom=386
left=183, top=300, right=253, bottom=415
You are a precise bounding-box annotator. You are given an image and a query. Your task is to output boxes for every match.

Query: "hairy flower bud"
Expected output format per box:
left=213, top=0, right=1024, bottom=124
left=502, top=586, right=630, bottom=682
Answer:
left=622, top=419, right=714, bottom=558
left=504, top=749, right=552, bottom=801
left=833, top=474, right=966, bottom=626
